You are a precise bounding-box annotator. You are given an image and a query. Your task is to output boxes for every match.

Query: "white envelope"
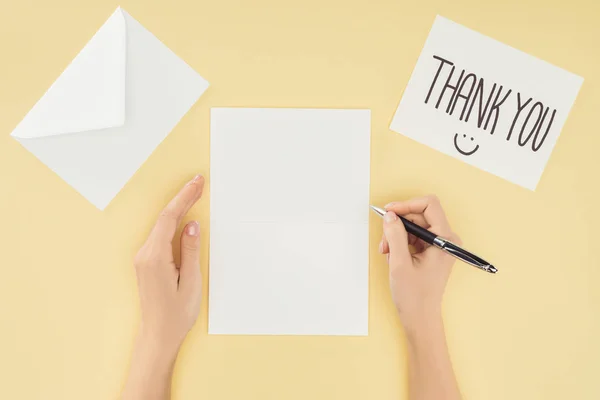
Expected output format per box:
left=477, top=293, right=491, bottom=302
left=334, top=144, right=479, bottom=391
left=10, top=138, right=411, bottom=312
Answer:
left=10, top=7, right=209, bottom=209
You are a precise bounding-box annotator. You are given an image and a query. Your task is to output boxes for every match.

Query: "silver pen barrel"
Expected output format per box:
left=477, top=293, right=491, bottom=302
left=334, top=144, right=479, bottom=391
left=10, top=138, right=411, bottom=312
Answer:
left=433, top=237, right=497, bottom=274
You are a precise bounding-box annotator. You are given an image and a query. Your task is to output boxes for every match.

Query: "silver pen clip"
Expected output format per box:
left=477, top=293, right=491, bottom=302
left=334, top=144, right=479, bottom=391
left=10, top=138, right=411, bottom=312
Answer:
left=433, top=237, right=497, bottom=274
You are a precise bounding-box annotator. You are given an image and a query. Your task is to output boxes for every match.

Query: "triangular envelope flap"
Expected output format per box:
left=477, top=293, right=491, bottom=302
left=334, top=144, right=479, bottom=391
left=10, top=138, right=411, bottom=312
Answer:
left=11, top=7, right=126, bottom=139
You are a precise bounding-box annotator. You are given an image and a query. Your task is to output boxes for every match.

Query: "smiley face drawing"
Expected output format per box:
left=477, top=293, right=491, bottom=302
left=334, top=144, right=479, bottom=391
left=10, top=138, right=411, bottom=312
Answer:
left=453, top=133, right=480, bottom=156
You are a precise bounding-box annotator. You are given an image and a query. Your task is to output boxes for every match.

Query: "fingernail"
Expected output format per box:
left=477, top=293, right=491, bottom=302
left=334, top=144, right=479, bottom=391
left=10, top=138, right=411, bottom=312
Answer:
left=186, top=174, right=203, bottom=186
left=186, top=221, right=199, bottom=236
left=384, top=202, right=396, bottom=209
left=384, top=211, right=397, bottom=223
left=378, top=240, right=383, bottom=254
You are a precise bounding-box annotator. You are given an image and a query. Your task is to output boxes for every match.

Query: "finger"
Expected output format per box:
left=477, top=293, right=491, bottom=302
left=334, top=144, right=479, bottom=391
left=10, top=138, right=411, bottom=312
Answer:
left=391, top=212, right=429, bottom=250
left=151, top=175, right=205, bottom=242
left=380, top=233, right=390, bottom=254
left=382, top=212, right=411, bottom=264
left=179, top=221, right=202, bottom=294
left=402, top=213, right=429, bottom=229
left=407, top=233, right=419, bottom=246
left=412, top=238, right=428, bottom=254
left=385, top=195, right=451, bottom=235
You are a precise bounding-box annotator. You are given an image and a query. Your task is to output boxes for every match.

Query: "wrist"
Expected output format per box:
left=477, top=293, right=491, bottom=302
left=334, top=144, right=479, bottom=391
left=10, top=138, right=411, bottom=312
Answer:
left=400, top=307, right=444, bottom=341
left=122, top=330, right=180, bottom=400
left=134, top=329, right=181, bottom=370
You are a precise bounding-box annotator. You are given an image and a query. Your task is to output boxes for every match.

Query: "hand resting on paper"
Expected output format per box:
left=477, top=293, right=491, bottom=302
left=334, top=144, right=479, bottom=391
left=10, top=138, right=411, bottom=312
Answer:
left=379, top=195, right=462, bottom=400
left=122, top=175, right=205, bottom=400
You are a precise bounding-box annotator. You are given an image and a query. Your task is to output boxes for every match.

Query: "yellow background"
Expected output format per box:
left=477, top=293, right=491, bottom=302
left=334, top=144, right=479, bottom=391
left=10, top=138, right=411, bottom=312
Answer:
left=0, top=0, right=598, bottom=398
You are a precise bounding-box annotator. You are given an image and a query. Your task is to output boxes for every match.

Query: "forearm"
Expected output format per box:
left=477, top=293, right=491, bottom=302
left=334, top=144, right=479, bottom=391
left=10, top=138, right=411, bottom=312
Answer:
left=405, top=313, right=461, bottom=400
left=121, top=333, right=179, bottom=400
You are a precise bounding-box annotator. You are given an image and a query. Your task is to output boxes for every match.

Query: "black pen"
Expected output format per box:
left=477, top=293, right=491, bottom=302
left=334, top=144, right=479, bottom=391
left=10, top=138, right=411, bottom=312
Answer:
left=370, top=205, right=497, bottom=274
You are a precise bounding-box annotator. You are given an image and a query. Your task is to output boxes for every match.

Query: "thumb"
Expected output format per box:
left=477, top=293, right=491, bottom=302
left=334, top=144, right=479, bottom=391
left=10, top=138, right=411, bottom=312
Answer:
left=179, top=221, right=201, bottom=293
left=382, top=212, right=411, bottom=263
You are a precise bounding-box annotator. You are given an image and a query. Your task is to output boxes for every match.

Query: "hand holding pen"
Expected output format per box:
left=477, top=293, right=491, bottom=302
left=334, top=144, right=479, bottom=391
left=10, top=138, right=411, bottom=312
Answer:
left=374, top=195, right=492, bottom=332
left=376, top=195, right=463, bottom=399
left=372, top=200, right=495, bottom=274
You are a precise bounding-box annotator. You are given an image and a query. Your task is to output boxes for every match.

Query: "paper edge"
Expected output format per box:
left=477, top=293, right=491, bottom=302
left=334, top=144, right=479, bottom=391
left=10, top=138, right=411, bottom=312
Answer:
left=10, top=6, right=127, bottom=139
left=207, top=108, right=371, bottom=336
left=389, top=14, right=585, bottom=191
left=434, top=15, right=585, bottom=83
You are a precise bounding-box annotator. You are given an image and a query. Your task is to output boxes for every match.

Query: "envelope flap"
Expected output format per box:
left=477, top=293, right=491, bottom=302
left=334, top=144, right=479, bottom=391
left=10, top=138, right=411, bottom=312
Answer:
left=11, top=8, right=126, bottom=139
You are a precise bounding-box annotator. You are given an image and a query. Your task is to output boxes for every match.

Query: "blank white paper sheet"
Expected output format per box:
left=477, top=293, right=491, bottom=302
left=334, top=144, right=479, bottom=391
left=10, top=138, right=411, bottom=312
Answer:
left=209, top=108, right=371, bottom=336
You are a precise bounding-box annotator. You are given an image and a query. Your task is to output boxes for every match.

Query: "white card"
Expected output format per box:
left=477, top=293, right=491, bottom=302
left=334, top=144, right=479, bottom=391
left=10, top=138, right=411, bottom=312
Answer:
left=10, top=7, right=209, bottom=209
left=209, top=108, right=370, bottom=336
left=390, top=15, right=583, bottom=190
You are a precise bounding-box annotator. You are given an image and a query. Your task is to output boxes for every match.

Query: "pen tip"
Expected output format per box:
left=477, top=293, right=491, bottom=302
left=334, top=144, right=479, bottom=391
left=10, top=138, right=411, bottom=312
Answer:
left=487, top=265, right=498, bottom=274
left=369, top=205, right=386, bottom=216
